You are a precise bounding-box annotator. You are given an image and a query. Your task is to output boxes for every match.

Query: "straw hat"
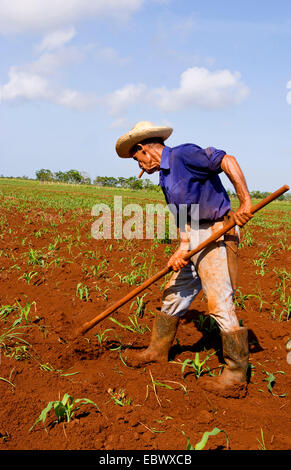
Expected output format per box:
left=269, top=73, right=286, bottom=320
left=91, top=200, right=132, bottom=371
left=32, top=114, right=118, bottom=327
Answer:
left=115, top=121, right=173, bottom=158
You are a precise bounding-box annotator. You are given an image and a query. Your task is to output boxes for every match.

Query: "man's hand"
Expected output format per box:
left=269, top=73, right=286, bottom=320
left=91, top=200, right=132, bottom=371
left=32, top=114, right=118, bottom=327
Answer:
left=167, top=246, right=189, bottom=272
left=234, top=200, right=253, bottom=227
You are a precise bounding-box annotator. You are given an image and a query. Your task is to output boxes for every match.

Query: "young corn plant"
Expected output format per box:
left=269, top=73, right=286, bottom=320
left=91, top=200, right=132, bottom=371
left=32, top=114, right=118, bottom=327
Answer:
left=76, top=283, right=90, bottom=301
left=13, top=300, right=37, bottom=325
left=194, top=314, right=218, bottom=334
left=181, top=351, right=216, bottom=379
left=129, top=293, right=148, bottom=318
left=94, top=328, right=113, bottom=346
left=184, top=427, right=229, bottom=450
left=29, top=393, right=99, bottom=432
left=271, top=269, right=291, bottom=321
left=109, top=313, right=150, bottom=335
left=18, top=271, right=39, bottom=284
left=95, top=285, right=110, bottom=301
left=0, top=325, right=30, bottom=353
left=0, top=304, right=17, bottom=322
left=253, top=245, right=274, bottom=276
left=27, top=249, right=46, bottom=267
left=239, top=229, right=253, bottom=248
left=261, top=370, right=287, bottom=397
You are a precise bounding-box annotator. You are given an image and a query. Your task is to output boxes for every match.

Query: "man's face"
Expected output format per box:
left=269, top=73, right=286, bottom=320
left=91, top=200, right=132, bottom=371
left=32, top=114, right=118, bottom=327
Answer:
left=131, top=144, right=160, bottom=174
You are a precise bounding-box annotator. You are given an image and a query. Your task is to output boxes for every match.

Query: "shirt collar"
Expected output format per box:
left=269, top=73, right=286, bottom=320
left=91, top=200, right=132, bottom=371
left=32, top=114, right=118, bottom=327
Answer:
left=159, top=145, right=171, bottom=170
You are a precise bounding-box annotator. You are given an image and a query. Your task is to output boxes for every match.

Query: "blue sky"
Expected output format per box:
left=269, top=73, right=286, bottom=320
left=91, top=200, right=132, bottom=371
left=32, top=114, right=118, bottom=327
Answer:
left=0, top=0, right=290, bottom=192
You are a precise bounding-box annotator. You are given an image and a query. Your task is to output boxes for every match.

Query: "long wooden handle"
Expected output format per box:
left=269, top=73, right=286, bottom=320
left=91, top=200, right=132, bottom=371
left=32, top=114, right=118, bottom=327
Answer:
left=77, top=185, right=289, bottom=336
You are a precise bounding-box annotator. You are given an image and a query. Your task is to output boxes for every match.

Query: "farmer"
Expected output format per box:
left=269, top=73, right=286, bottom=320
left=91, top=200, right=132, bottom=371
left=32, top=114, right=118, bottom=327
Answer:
left=115, top=121, right=253, bottom=397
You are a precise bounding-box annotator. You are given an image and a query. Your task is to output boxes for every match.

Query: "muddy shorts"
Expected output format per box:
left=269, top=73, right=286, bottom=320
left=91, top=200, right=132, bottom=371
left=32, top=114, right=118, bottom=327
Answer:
left=161, top=218, right=240, bottom=333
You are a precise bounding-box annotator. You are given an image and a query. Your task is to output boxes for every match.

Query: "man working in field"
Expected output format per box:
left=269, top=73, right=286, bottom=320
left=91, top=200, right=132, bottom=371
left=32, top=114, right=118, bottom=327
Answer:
left=115, top=121, right=253, bottom=398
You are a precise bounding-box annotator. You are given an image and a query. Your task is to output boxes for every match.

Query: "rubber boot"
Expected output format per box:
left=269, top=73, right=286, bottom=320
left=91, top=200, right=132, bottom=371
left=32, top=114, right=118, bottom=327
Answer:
left=124, top=311, right=179, bottom=368
left=199, top=326, right=249, bottom=398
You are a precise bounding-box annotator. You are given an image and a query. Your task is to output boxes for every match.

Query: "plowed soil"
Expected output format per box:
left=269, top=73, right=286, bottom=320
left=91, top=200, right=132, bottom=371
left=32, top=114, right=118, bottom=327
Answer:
left=0, top=202, right=290, bottom=451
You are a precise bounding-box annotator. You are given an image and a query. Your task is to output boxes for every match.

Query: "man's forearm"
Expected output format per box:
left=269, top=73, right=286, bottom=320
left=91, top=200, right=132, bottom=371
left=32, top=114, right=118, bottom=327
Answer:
left=221, top=154, right=253, bottom=226
left=221, top=154, right=251, bottom=204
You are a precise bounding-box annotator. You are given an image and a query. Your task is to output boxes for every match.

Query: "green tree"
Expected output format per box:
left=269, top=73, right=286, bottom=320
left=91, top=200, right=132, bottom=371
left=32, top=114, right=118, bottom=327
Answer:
left=36, top=169, right=54, bottom=182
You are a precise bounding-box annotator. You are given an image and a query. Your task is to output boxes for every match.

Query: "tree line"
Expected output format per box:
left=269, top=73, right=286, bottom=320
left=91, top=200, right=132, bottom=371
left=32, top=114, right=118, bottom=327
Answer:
left=35, top=169, right=161, bottom=191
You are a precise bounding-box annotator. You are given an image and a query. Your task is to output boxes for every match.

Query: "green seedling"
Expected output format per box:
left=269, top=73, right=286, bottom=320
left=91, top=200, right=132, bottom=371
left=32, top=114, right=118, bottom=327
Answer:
left=194, top=314, right=218, bottom=334
left=18, top=271, right=39, bottom=284
left=13, top=300, right=37, bottom=325
left=257, top=428, right=267, bottom=450
left=184, top=427, right=229, bottom=450
left=76, top=283, right=90, bottom=301
left=271, top=269, right=291, bottom=321
left=90, top=260, right=109, bottom=277
left=27, top=249, right=46, bottom=267
left=29, top=393, right=99, bottom=432
left=95, top=285, right=110, bottom=301
left=0, top=369, right=16, bottom=389
left=0, top=325, right=29, bottom=349
left=181, top=351, right=216, bottom=379
left=261, top=370, right=287, bottom=397
left=164, top=245, right=172, bottom=255
left=129, top=293, right=148, bottom=317
left=109, top=313, right=149, bottom=335
left=253, top=245, right=274, bottom=276
left=0, top=304, right=17, bottom=322
left=239, top=229, right=253, bottom=248
left=94, top=328, right=113, bottom=346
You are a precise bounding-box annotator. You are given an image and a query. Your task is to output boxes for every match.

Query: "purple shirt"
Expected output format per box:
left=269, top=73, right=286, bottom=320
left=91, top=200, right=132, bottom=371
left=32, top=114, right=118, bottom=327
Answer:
left=159, top=144, right=231, bottom=222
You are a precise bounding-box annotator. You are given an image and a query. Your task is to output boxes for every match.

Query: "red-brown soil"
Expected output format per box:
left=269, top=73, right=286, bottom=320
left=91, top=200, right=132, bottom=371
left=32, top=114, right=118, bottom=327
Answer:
left=0, top=206, right=290, bottom=451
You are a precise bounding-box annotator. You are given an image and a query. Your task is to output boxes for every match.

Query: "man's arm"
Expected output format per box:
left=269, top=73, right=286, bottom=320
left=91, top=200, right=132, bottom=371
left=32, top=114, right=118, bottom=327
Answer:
left=167, top=226, right=190, bottom=272
left=221, top=154, right=253, bottom=226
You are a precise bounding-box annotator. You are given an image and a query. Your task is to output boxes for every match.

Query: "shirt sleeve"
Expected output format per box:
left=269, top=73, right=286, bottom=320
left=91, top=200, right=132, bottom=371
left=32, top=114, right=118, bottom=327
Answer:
left=204, top=147, right=226, bottom=173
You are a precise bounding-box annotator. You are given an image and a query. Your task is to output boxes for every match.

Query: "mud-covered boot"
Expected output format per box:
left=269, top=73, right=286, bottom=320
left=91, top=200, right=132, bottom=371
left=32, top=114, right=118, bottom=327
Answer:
left=199, top=326, right=249, bottom=398
left=124, top=311, right=179, bottom=368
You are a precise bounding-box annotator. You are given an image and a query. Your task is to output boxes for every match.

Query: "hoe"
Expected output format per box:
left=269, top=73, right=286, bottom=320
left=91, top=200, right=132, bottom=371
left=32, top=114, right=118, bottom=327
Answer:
left=75, top=185, right=289, bottom=338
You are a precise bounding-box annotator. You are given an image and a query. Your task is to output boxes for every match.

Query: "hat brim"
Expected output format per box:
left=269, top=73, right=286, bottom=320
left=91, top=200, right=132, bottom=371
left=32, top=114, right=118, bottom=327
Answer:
left=115, top=126, right=173, bottom=158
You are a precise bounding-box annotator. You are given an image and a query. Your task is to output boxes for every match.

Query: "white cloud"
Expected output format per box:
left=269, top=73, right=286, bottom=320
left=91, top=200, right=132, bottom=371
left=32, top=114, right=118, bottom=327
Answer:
left=106, top=83, right=147, bottom=116
left=151, top=67, right=250, bottom=111
left=287, top=80, right=291, bottom=104
left=37, top=27, right=76, bottom=52
left=54, top=88, right=97, bottom=110
left=27, top=48, right=83, bottom=77
left=0, top=0, right=144, bottom=34
left=0, top=23, right=96, bottom=110
left=104, top=66, right=249, bottom=120
left=0, top=67, right=50, bottom=102
left=0, top=66, right=97, bottom=110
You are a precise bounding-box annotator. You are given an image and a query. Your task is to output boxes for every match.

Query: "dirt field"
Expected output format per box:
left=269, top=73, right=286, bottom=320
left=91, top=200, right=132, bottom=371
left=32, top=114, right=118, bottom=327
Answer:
left=0, top=180, right=290, bottom=451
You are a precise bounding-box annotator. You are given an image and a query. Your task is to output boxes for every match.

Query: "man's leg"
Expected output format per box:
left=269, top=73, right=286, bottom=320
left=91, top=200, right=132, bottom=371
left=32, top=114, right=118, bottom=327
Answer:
left=191, top=221, right=249, bottom=397
left=125, top=263, right=201, bottom=367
